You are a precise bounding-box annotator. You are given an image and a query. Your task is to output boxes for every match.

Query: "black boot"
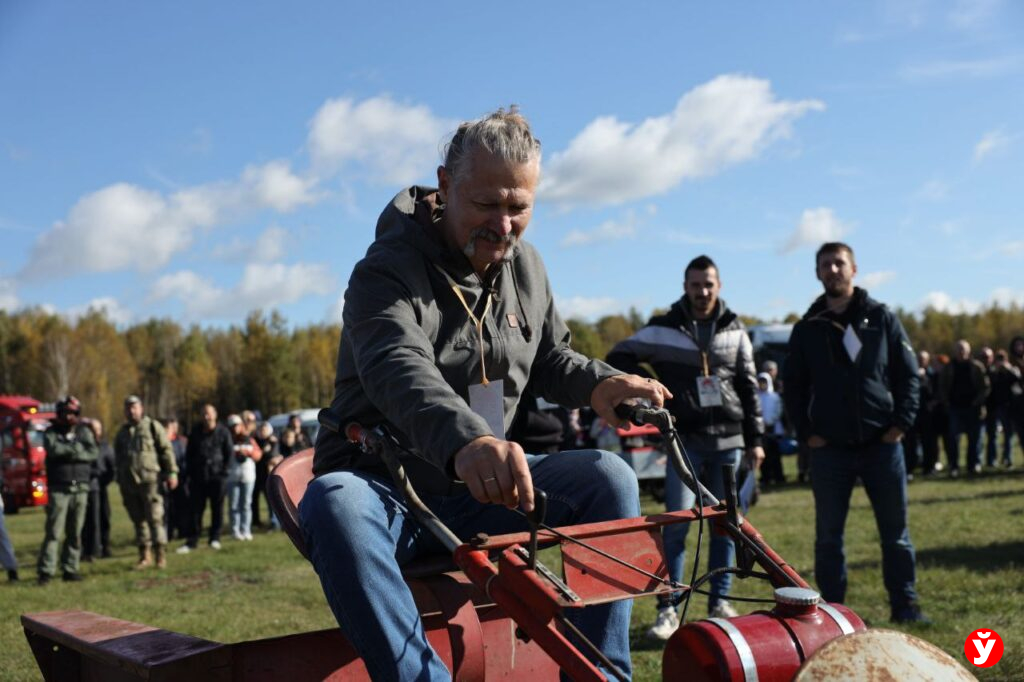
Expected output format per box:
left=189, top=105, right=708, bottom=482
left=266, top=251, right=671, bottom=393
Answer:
left=62, top=571, right=84, bottom=582
left=6, top=569, right=18, bottom=582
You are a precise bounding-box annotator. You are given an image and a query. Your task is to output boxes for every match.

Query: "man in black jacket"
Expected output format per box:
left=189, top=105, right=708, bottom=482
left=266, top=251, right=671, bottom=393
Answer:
left=37, top=395, right=98, bottom=584
left=784, top=242, right=927, bottom=623
left=178, top=404, right=233, bottom=553
left=607, top=254, right=764, bottom=638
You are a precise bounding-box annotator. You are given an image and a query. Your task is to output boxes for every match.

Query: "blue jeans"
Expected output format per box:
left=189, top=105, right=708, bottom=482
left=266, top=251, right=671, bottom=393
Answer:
left=810, top=441, right=918, bottom=610
left=985, top=404, right=1015, bottom=466
left=0, top=495, right=17, bottom=571
left=300, top=450, right=639, bottom=682
left=947, top=407, right=983, bottom=471
left=228, top=479, right=255, bottom=537
left=657, top=447, right=741, bottom=612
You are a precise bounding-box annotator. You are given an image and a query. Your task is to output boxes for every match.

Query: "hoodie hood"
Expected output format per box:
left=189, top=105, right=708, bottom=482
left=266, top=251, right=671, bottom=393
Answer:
left=374, top=185, right=521, bottom=282
left=804, top=286, right=878, bottom=321
left=1010, top=335, right=1024, bottom=360
left=757, top=371, right=775, bottom=392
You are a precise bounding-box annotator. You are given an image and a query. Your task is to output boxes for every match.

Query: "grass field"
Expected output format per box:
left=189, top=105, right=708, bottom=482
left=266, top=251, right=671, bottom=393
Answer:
left=2, top=453, right=1022, bottom=681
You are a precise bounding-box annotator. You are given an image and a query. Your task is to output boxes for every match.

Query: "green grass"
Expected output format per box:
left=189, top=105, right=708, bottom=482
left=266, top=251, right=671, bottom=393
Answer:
left=3, top=455, right=1023, bottom=681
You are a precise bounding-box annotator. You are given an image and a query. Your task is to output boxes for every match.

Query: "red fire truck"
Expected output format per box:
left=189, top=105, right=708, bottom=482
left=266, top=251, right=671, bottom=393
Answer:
left=0, top=395, right=53, bottom=512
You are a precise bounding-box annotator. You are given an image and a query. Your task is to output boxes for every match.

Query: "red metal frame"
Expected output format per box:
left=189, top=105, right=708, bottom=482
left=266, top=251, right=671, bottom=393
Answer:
left=23, top=433, right=852, bottom=682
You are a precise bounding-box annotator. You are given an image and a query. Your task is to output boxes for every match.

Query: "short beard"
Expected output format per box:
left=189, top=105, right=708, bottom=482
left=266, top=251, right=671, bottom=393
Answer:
left=463, top=228, right=518, bottom=263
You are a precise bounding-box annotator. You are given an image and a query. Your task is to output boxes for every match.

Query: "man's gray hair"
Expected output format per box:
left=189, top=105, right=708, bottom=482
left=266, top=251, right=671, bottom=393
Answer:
left=443, top=106, right=541, bottom=182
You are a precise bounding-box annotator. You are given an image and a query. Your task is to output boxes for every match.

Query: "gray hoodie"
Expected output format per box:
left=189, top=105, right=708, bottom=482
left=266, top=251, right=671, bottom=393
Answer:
left=314, top=186, right=620, bottom=493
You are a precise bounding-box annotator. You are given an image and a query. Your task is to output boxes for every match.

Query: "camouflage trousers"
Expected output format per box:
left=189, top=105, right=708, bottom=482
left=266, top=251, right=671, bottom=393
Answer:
left=36, top=484, right=89, bottom=577
left=120, top=481, right=168, bottom=548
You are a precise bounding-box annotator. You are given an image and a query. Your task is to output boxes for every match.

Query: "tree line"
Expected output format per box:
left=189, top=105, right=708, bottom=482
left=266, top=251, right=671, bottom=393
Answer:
left=2, top=302, right=1022, bottom=430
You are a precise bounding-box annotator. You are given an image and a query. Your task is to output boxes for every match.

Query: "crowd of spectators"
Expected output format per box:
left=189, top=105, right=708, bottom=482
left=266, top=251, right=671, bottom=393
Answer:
left=3, top=397, right=315, bottom=584
left=758, top=335, right=1024, bottom=484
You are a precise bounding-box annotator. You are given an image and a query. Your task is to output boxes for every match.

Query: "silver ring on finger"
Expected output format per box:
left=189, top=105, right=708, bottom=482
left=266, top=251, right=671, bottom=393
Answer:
left=482, top=476, right=497, bottom=483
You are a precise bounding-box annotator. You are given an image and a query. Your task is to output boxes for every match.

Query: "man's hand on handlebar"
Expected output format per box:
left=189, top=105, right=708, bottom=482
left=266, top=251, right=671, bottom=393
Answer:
left=591, top=374, right=673, bottom=428
left=454, top=436, right=535, bottom=513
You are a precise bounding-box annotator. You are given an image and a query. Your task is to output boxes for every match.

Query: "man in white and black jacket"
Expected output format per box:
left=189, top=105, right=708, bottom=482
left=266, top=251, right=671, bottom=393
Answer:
left=607, top=254, right=764, bottom=639
left=783, top=241, right=927, bottom=624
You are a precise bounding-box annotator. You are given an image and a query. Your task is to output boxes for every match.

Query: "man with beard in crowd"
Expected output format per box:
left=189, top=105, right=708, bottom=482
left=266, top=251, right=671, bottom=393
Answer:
left=784, top=242, right=927, bottom=623
left=178, top=404, right=232, bottom=553
left=37, top=395, right=98, bottom=584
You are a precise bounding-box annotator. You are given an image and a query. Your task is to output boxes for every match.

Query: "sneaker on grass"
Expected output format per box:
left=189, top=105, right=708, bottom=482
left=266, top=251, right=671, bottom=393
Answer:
left=175, top=544, right=193, bottom=555
left=646, top=606, right=680, bottom=641
left=709, top=600, right=739, bottom=619
left=210, top=540, right=222, bottom=550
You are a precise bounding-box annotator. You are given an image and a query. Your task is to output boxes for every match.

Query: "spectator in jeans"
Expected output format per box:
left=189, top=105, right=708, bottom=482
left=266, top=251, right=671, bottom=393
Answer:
left=904, top=350, right=941, bottom=478
left=226, top=414, right=261, bottom=541
left=0, top=458, right=18, bottom=581
left=607, top=254, right=764, bottom=638
left=757, top=372, right=786, bottom=486
left=252, top=421, right=278, bottom=529
left=81, top=418, right=115, bottom=561
left=784, top=242, right=927, bottom=623
left=179, top=404, right=232, bottom=553
left=939, top=340, right=990, bottom=477
left=985, top=350, right=1018, bottom=468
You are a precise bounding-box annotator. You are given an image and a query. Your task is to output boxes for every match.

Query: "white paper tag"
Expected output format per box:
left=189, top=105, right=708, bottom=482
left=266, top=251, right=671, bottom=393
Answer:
left=843, top=324, right=863, bottom=362
left=696, top=375, right=724, bottom=407
left=469, top=379, right=505, bottom=438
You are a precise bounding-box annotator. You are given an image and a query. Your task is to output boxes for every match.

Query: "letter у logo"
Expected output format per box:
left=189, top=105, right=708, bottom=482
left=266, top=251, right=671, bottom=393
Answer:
left=964, top=629, right=1004, bottom=668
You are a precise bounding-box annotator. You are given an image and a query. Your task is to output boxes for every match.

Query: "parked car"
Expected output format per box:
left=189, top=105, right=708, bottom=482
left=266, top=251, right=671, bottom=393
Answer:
left=267, top=408, right=321, bottom=448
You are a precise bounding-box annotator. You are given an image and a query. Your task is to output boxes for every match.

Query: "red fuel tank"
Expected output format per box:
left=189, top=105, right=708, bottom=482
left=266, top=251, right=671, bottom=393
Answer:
left=663, top=587, right=866, bottom=681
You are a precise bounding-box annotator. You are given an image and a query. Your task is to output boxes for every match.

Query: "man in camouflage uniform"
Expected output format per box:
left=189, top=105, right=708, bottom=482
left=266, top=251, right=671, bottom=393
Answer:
left=114, top=395, right=178, bottom=569
left=37, top=395, right=98, bottom=584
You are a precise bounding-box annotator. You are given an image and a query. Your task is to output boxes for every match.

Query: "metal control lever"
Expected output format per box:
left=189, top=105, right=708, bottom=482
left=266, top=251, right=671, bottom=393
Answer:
left=526, top=489, right=548, bottom=570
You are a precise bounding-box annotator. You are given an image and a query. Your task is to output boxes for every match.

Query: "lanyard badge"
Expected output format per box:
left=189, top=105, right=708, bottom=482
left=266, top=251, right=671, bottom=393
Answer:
left=437, top=266, right=506, bottom=437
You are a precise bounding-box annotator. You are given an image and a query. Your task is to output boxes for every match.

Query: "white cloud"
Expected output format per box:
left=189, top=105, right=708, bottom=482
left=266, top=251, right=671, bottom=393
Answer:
left=326, top=289, right=347, bottom=324
left=913, top=179, right=950, bottom=201
left=539, top=75, right=824, bottom=206
left=0, top=278, right=18, bottom=310
left=65, top=297, right=133, bottom=326
left=990, top=287, right=1024, bottom=308
left=973, top=129, right=1013, bottom=162
left=663, top=230, right=715, bottom=246
left=948, top=0, right=1004, bottom=30
left=923, top=288, right=1023, bottom=314
left=859, top=270, right=896, bottom=290
left=555, top=295, right=624, bottom=321
left=922, top=291, right=980, bottom=314
left=212, top=226, right=290, bottom=262
left=900, top=55, right=1022, bottom=81
left=307, top=95, right=456, bottom=185
left=782, top=208, right=850, bottom=253
left=149, top=262, right=335, bottom=319
left=184, top=127, right=212, bottom=155
left=23, top=161, right=318, bottom=280
left=561, top=211, right=641, bottom=247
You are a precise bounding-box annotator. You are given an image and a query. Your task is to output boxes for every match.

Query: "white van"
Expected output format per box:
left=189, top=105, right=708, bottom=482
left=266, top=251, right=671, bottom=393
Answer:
left=267, top=408, right=322, bottom=445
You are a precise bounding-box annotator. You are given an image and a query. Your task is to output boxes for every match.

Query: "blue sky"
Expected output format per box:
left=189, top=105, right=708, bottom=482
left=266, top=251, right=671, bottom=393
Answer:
left=1, top=1, right=1021, bottom=328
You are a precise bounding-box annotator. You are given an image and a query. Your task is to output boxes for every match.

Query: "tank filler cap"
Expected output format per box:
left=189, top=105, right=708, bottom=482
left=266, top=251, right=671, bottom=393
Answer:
left=774, top=587, right=821, bottom=606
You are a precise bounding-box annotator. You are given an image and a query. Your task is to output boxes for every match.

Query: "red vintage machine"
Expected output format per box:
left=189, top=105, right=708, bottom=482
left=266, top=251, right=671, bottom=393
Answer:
left=1, top=394, right=53, bottom=511
left=23, top=403, right=868, bottom=681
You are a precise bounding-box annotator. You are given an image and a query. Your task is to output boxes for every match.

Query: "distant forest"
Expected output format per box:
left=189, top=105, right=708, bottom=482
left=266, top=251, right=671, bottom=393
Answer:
left=2, top=303, right=1022, bottom=430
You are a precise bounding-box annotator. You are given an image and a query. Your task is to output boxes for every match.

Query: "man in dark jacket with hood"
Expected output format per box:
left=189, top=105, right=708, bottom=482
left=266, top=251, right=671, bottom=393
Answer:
left=784, top=242, right=927, bottom=623
left=302, top=107, right=668, bottom=681
left=938, top=340, right=990, bottom=476
left=179, top=403, right=232, bottom=553
left=37, top=395, right=98, bottom=584
left=607, top=254, right=764, bottom=638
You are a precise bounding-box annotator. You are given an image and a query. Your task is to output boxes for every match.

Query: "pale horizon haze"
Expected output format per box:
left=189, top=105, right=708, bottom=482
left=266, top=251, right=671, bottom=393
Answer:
left=1, top=1, right=1022, bottom=329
